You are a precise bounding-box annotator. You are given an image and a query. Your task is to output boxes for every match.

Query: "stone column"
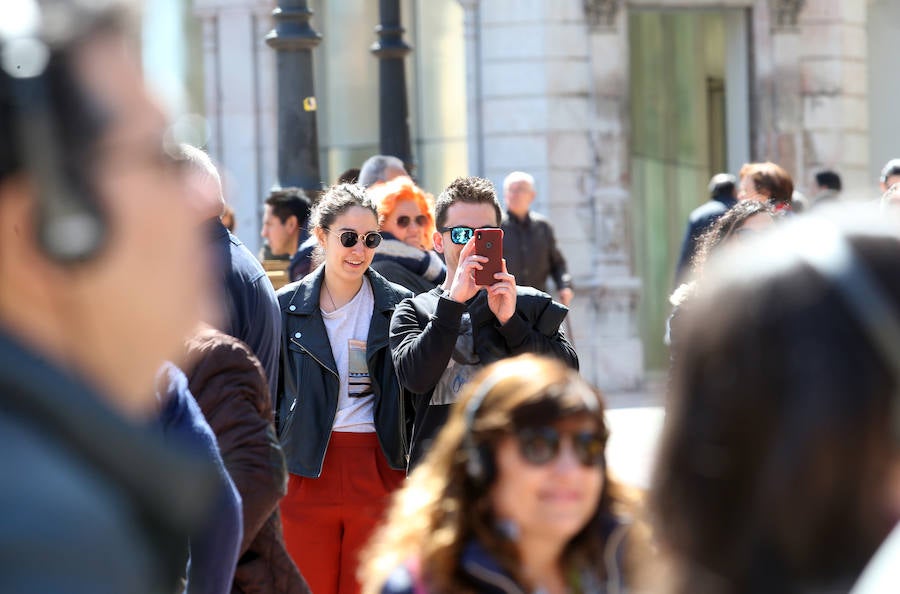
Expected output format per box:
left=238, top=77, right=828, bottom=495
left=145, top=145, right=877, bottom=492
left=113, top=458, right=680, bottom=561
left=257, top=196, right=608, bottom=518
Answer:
left=798, top=0, right=869, bottom=194
left=581, top=0, right=643, bottom=391
left=457, top=0, right=483, bottom=176
left=193, top=0, right=277, bottom=255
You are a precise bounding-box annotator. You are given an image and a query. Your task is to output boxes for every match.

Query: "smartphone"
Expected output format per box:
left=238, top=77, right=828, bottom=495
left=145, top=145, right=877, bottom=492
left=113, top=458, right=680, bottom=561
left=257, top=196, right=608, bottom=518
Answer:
left=474, top=228, right=504, bottom=285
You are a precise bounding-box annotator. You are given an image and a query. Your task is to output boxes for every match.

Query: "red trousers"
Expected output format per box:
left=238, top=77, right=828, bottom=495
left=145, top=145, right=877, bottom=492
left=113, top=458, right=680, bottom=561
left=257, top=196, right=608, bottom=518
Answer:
left=280, top=432, right=405, bottom=594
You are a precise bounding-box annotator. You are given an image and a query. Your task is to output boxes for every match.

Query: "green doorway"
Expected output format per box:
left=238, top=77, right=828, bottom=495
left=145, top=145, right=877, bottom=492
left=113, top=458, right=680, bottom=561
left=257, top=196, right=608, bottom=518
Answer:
left=629, top=8, right=750, bottom=370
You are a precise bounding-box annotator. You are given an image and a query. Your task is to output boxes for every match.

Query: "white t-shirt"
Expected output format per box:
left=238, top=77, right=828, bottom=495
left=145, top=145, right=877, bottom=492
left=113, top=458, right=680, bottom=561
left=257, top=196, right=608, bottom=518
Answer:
left=322, top=277, right=376, bottom=432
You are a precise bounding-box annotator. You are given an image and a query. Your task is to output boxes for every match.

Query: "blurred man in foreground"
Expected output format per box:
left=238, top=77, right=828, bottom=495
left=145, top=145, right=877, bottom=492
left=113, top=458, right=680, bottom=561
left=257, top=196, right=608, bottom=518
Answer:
left=0, top=1, right=218, bottom=590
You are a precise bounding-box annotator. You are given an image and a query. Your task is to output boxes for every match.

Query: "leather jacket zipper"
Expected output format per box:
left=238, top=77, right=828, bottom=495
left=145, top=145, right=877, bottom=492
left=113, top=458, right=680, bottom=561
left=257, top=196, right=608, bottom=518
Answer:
left=290, top=337, right=340, bottom=477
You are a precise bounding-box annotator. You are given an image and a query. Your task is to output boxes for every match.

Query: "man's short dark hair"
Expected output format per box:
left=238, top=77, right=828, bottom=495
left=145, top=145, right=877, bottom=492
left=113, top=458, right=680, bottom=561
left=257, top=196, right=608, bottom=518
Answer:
left=265, top=188, right=311, bottom=226
left=815, top=170, right=842, bottom=191
left=434, top=177, right=503, bottom=230
left=708, top=173, right=737, bottom=199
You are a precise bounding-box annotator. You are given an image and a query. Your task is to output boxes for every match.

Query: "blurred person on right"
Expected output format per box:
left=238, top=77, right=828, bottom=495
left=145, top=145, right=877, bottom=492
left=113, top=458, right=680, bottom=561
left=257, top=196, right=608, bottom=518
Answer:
left=360, top=354, right=645, bottom=594
left=0, top=1, right=219, bottom=591
left=879, top=159, right=900, bottom=194
left=653, top=206, right=900, bottom=593
left=738, top=161, right=794, bottom=212
left=367, top=175, right=446, bottom=293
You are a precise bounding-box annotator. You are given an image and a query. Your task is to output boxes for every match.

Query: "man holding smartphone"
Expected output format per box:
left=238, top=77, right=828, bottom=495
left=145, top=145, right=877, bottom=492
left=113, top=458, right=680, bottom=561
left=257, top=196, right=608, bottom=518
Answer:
left=390, top=176, right=578, bottom=469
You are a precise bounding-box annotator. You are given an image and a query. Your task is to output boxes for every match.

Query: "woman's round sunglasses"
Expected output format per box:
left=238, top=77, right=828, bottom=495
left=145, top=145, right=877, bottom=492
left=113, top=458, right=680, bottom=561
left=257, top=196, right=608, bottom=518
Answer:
left=396, top=215, right=428, bottom=228
left=515, top=426, right=606, bottom=468
left=327, top=229, right=383, bottom=249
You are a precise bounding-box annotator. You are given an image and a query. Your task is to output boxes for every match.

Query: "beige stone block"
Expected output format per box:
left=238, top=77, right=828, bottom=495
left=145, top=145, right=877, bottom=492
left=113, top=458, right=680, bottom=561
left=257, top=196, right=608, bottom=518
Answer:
left=544, top=23, right=590, bottom=59
left=483, top=134, right=548, bottom=170
left=803, top=95, right=869, bottom=131
left=481, top=24, right=546, bottom=61
left=480, top=0, right=545, bottom=25
left=800, top=58, right=867, bottom=96
left=801, top=23, right=867, bottom=59
left=482, top=97, right=549, bottom=135
left=546, top=59, right=592, bottom=95
left=548, top=132, right=594, bottom=168
left=800, top=0, right=865, bottom=24
left=588, top=34, right=628, bottom=80
left=547, top=97, right=591, bottom=132
left=481, top=61, right=548, bottom=97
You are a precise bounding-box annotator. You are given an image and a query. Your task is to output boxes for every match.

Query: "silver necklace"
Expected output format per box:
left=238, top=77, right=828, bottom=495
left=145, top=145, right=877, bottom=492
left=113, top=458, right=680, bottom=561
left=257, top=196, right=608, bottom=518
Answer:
left=323, top=281, right=338, bottom=312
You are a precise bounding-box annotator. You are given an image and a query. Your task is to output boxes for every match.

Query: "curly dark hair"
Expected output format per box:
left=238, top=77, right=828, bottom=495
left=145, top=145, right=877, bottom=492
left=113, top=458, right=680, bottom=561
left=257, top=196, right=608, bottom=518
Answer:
left=434, top=176, right=502, bottom=230
left=690, top=201, right=776, bottom=277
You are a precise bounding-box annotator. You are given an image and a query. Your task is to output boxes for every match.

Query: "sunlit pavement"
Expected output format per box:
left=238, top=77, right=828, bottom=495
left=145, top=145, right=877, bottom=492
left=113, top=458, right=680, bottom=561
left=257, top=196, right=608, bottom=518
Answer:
left=604, top=386, right=666, bottom=491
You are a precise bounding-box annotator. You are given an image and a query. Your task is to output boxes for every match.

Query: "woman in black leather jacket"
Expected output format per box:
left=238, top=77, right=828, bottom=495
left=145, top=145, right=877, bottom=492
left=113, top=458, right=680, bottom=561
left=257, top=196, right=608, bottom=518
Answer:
left=275, top=184, right=413, bottom=594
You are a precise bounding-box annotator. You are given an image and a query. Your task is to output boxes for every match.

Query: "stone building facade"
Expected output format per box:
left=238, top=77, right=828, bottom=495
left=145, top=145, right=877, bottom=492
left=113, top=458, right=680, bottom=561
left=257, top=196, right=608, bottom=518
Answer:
left=152, top=0, right=899, bottom=390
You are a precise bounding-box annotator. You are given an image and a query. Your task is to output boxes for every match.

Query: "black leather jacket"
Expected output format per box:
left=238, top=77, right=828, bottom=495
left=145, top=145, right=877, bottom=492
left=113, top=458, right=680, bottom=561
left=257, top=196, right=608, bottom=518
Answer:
left=276, top=266, right=414, bottom=477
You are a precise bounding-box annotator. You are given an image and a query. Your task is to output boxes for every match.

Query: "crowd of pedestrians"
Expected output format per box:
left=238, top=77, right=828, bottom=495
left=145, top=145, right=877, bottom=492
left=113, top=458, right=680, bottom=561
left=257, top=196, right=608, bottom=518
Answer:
left=6, top=1, right=900, bottom=594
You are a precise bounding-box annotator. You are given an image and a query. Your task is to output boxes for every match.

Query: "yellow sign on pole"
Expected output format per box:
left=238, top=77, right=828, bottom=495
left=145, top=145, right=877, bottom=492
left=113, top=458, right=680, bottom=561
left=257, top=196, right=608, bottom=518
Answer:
left=303, top=97, right=317, bottom=112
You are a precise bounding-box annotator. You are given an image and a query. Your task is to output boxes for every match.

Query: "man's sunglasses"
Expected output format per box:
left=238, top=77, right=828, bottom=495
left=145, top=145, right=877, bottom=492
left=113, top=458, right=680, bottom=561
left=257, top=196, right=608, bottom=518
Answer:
left=515, top=426, right=606, bottom=468
left=439, top=226, right=501, bottom=245
left=396, top=215, right=428, bottom=228
left=327, top=229, right=382, bottom=249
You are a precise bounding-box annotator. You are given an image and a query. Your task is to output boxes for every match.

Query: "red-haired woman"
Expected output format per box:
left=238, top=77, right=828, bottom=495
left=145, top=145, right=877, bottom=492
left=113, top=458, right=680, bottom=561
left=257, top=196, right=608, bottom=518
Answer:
left=367, top=176, right=446, bottom=294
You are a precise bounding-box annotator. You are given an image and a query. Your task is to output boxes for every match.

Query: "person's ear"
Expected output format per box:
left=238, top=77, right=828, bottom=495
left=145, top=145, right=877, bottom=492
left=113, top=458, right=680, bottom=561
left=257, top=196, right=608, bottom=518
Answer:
left=285, top=215, right=298, bottom=233
left=433, top=230, right=445, bottom=254
left=314, top=227, right=327, bottom=249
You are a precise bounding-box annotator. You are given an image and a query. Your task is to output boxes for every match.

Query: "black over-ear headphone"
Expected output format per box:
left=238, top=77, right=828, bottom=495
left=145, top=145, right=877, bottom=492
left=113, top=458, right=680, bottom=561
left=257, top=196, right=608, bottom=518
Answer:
left=461, top=365, right=602, bottom=487
left=1, top=1, right=108, bottom=263
left=461, top=371, right=508, bottom=487
left=792, top=221, right=900, bottom=440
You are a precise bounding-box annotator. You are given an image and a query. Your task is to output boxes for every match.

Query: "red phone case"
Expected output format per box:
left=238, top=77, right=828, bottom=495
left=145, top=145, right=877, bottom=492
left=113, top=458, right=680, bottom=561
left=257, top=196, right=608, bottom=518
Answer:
left=474, top=228, right=504, bottom=285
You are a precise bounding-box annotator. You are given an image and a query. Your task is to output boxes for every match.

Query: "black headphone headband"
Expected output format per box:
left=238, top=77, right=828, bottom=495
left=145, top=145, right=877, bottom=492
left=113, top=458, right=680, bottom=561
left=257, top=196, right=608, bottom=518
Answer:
left=1, top=0, right=108, bottom=263
left=792, top=222, right=900, bottom=440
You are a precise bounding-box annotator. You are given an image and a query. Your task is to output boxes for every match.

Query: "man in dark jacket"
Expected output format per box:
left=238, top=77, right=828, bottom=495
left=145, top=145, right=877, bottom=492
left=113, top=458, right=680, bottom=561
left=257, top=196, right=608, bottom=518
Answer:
left=674, top=173, right=738, bottom=282
left=178, top=145, right=283, bottom=406
left=0, top=2, right=219, bottom=590
left=500, top=171, right=573, bottom=305
left=390, top=177, right=578, bottom=468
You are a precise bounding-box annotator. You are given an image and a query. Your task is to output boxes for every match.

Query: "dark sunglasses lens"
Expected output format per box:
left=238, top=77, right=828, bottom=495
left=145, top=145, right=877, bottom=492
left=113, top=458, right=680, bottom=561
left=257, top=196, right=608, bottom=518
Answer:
left=415, top=215, right=428, bottom=226
left=339, top=231, right=358, bottom=248
left=364, top=233, right=382, bottom=249
left=518, top=428, right=559, bottom=465
left=396, top=216, right=411, bottom=228
left=450, top=227, right=474, bottom=244
left=573, top=432, right=605, bottom=467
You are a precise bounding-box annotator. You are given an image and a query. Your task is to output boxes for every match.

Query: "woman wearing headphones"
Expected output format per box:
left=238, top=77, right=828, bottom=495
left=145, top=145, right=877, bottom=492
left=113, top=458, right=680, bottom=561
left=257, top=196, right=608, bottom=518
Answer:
left=360, top=354, right=645, bottom=594
left=276, top=184, right=413, bottom=594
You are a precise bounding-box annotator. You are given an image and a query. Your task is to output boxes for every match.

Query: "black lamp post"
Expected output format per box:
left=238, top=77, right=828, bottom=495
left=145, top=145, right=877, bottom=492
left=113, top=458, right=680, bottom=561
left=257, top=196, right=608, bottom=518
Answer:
left=266, top=0, right=322, bottom=190
left=371, top=0, right=413, bottom=171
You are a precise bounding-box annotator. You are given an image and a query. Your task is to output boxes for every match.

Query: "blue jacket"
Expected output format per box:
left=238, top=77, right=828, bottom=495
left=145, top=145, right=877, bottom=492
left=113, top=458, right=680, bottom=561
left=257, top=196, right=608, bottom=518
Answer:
left=276, top=266, right=414, bottom=477
left=157, top=364, right=243, bottom=594
left=210, top=219, right=282, bottom=406
left=0, top=331, right=219, bottom=594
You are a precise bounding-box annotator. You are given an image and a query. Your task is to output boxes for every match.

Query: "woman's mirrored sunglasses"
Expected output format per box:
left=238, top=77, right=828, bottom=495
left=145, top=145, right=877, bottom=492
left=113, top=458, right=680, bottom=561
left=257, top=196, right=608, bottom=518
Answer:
left=515, top=426, right=606, bottom=468
left=396, top=215, right=428, bottom=228
left=328, top=229, right=383, bottom=249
